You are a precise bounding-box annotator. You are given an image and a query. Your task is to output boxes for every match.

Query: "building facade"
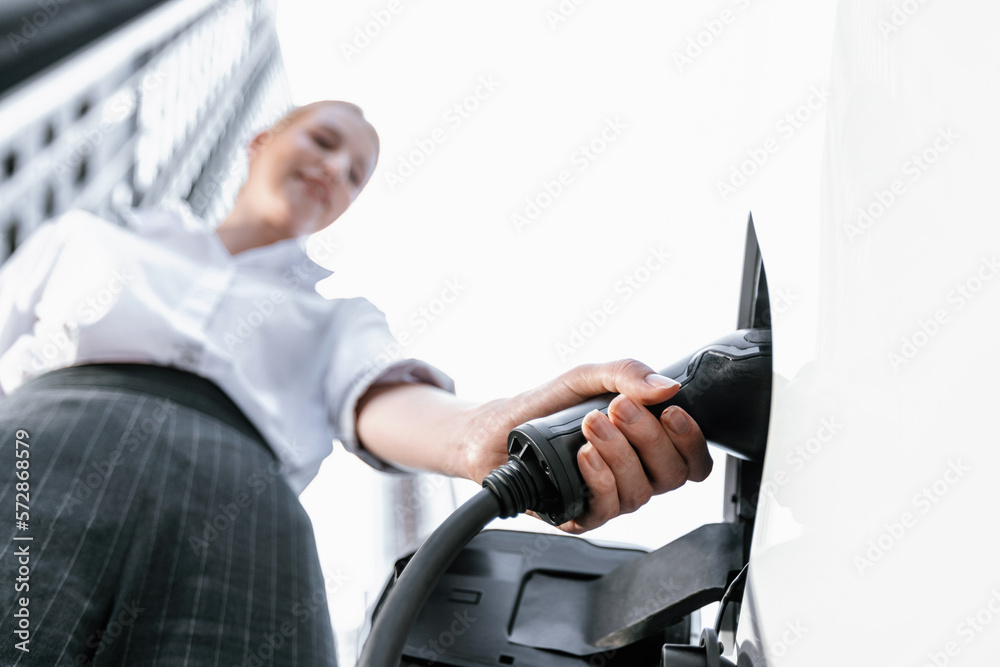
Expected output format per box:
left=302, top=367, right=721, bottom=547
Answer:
left=0, top=0, right=292, bottom=262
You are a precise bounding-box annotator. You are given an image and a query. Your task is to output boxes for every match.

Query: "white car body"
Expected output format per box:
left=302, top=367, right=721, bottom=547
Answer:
left=734, top=1, right=1000, bottom=665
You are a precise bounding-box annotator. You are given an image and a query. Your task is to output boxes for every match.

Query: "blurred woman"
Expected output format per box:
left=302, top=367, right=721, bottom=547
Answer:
left=0, top=100, right=711, bottom=665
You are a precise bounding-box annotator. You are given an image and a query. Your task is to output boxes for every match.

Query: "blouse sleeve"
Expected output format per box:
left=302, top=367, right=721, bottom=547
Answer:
left=0, top=219, right=65, bottom=396
left=325, top=297, right=456, bottom=474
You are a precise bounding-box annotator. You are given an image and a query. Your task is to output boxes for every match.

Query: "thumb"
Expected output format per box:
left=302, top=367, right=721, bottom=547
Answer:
left=507, top=359, right=682, bottom=424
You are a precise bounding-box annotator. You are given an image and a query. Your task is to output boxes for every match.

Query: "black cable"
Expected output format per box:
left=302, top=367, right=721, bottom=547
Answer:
left=357, top=487, right=502, bottom=667
left=713, top=563, right=749, bottom=633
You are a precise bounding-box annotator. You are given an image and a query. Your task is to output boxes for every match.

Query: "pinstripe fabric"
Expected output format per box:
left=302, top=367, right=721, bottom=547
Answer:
left=0, top=377, right=337, bottom=666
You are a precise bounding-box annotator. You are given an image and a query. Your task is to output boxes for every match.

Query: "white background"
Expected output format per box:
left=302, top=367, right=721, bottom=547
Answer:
left=277, top=0, right=839, bottom=662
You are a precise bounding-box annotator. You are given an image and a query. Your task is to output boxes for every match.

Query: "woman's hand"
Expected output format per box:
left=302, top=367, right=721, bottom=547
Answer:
left=356, top=358, right=712, bottom=533
left=460, top=358, right=712, bottom=533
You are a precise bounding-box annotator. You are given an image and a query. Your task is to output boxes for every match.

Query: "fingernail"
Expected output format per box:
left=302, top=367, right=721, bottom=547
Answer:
left=666, top=407, right=690, bottom=435
left=644, top=373, right=681, bottom=389
left=581, top=443, right=604, bottom=470
left=586, top=410, right=615, bottom=440
left=611, top=396, right=641, bottom=424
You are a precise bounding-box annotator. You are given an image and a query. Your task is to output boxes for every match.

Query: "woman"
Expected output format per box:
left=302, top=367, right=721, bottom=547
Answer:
left=0, top=100, right=711, bottom=665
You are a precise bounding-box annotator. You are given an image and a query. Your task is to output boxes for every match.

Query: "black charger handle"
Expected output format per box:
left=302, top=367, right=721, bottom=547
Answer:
left=504, top=328, right=772, bottom=525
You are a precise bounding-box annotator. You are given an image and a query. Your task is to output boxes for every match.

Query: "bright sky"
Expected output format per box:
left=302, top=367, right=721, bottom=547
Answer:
left=275, top=0, right=838, bottom=660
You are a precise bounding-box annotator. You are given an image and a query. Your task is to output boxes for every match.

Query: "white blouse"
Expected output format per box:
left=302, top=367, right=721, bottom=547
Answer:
left=0, top=202, right=454, bottom=494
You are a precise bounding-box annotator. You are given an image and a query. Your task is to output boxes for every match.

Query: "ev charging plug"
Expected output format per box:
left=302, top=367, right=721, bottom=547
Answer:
left=484, top=328, right=771, bottom=525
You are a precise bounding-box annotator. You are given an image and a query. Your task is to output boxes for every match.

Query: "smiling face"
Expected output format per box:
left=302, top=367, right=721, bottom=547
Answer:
left=242, top=102, right=380, bottom=240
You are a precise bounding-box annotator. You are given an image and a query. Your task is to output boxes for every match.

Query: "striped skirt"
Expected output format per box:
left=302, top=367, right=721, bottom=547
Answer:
left=0, top=364, right=337, bottom=666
